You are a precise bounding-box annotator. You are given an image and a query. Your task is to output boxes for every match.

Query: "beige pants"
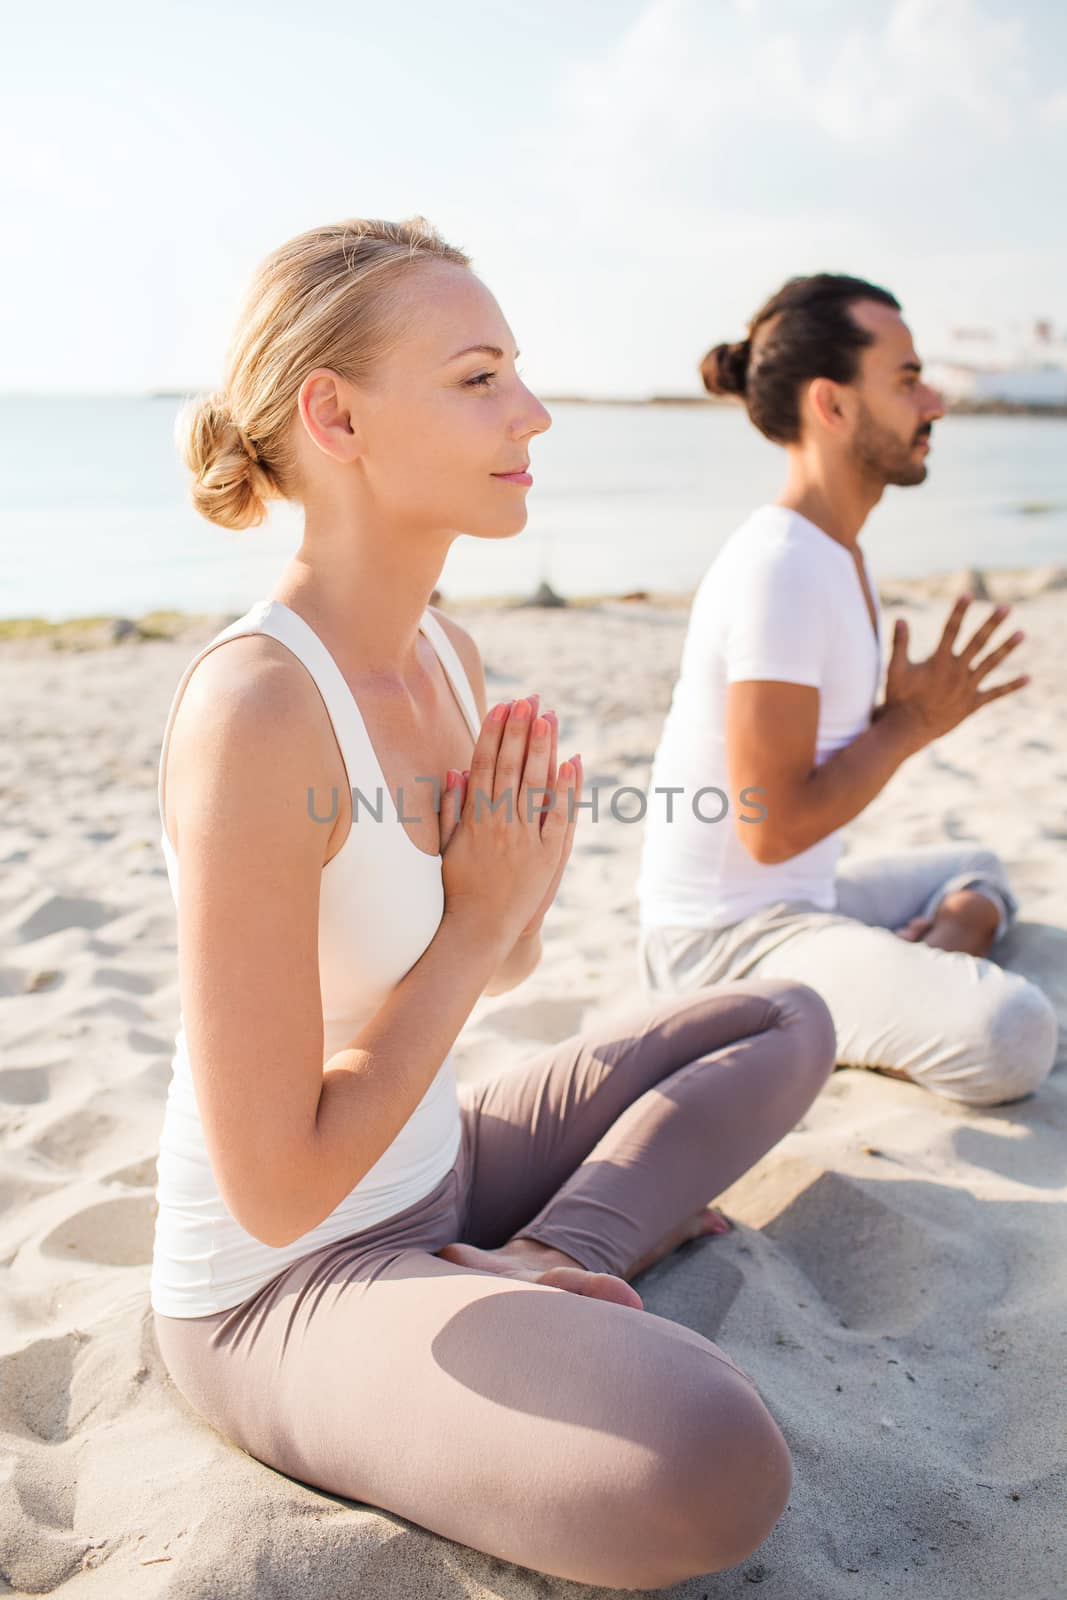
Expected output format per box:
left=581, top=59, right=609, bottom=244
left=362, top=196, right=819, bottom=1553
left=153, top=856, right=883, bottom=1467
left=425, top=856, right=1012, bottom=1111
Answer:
left=640, top=844, right=1058, bottom=1107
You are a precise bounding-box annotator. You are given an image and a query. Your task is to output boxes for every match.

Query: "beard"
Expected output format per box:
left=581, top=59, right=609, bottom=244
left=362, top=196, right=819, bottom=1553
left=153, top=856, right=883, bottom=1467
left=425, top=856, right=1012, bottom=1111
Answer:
left=851, top=400, right=930, bottom=487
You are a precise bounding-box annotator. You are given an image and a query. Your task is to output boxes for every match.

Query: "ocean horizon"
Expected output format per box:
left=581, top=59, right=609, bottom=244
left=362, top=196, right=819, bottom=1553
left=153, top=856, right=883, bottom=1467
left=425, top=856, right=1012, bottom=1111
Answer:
left=1, top=396, right=1064, bottom=623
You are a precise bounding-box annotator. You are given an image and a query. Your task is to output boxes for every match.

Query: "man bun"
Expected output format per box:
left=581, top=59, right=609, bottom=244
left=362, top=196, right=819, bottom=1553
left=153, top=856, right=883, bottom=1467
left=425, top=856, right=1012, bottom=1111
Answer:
left=176, top=392, right=276, bottom=531
left=700, top=339, right=751, bottom=398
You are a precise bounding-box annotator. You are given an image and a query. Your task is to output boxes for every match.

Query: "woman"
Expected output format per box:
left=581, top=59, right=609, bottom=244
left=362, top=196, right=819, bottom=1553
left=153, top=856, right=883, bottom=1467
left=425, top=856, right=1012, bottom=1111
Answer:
left=151, top=215, right=837, bottom=1591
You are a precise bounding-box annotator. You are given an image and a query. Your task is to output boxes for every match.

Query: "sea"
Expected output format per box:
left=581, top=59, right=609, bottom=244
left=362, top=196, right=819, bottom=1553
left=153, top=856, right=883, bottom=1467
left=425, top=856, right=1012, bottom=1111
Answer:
left=1, top=396, right=1064, bottom=621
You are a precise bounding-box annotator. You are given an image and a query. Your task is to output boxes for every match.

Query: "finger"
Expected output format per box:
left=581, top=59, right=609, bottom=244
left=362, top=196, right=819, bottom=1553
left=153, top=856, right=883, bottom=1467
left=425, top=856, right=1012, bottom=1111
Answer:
left=553, top=753, right=583, bottom=850
left=493, top=698, right=534, bottom=807
left=937, top=595, right=972, bottom=656
left=974, top=674, right=1030, bottom=708
left=519, top=714, right=553, bottom=827
left=971, top=629, right=1024, bottom=682
left=539, top=711, right=559, bottom=829
left=889, top=616, right=910, bottom=667
left=959, top=604, right=1011, bottom=665
left=466, top=702, right=512, bottom=821
left=545, top=709, right=559, bottom=790
left=545, top=756, right=578, bottom=844
left=523, top=692, right=543, bottom=774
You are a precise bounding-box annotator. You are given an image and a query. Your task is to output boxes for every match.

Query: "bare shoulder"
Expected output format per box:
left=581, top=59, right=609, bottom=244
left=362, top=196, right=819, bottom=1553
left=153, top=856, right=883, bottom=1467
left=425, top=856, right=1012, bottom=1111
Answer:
left=164, top=633, right=338, bottom=855
left=427, top=605, right=487, bottom=719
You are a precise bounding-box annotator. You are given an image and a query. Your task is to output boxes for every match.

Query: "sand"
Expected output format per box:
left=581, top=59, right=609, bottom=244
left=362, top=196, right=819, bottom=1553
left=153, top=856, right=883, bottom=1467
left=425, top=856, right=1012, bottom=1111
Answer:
left=1, top=573, right=1065, bottom=1599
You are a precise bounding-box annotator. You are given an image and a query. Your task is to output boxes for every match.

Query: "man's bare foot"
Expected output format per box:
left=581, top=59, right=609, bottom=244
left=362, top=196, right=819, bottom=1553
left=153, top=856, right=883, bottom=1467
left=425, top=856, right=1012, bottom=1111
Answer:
left=434, top=1237, right=644, bottom=1309
left=893, top=889, right=1000, bottom=956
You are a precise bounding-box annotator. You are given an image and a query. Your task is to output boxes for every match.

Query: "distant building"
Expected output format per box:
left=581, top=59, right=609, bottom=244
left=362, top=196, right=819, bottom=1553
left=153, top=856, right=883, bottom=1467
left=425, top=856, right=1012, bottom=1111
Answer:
left=926, top=320, right=1067, bottom=408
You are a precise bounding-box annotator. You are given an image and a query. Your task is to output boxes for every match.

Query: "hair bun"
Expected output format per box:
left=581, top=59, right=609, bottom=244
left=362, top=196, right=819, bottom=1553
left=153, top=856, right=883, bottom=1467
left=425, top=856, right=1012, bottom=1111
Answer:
left=175, top=391, right=274, bottom=531
left=700, top=339, right=751, bottom=398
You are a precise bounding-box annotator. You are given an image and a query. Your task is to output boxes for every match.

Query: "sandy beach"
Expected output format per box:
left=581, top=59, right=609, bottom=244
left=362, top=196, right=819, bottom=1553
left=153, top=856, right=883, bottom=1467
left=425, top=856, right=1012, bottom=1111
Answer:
left=1, top=568, right=1065, bottom=1599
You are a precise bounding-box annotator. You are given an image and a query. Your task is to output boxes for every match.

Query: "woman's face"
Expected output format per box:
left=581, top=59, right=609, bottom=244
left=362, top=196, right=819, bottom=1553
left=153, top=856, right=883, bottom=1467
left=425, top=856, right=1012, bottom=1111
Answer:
left=310, top=262, right=552, bottom=542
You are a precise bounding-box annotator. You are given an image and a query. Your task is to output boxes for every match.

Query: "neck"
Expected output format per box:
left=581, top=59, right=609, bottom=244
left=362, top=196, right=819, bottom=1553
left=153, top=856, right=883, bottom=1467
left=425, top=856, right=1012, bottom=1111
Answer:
left=270, top=499, right=454, bottom=679
left=776, top=449, right=883, bottom=550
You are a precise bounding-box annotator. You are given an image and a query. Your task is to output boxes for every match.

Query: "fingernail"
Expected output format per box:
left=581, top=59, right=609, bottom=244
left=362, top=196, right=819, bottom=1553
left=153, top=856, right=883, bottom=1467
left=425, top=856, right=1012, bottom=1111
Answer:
left=491, top=703, right=508, bottom=722
left=513, top=699, right=531, bottom=720
left=532, top=716, right=548, bottom=737
left=445, top=770, right=457, bottom=788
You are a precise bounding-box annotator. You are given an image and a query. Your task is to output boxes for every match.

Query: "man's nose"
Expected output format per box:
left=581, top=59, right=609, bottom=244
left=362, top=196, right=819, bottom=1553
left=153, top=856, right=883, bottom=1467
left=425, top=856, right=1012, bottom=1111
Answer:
left=924, top=384, right=946, bottom=420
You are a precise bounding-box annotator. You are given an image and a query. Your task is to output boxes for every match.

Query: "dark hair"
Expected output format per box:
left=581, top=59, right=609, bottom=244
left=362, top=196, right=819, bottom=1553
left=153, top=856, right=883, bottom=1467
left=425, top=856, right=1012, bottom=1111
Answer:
left=700, top=273, right=901, bottom=444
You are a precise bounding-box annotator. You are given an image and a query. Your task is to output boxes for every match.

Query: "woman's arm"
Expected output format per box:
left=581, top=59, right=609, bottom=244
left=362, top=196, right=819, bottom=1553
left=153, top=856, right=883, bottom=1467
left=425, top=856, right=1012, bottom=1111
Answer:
left=171, top=652, right=575, bottom=1251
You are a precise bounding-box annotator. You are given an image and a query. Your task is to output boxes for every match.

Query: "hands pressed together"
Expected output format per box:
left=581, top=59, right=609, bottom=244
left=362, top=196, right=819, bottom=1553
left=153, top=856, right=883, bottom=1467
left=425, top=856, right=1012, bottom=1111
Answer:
left=438, top=692, right=583, bottom=950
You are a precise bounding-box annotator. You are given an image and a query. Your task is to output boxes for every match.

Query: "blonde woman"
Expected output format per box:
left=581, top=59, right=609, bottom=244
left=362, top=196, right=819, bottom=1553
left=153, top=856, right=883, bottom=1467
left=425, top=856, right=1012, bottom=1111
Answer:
left=151, top=216, right=836, bottom=1590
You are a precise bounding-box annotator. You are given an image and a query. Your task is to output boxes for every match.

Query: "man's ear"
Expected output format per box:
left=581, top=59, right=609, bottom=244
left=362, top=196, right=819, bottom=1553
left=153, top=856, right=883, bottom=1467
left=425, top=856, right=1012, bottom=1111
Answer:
left=297, top=367, right=363, bottom=464
left=805, top=375, right=849, bottom=435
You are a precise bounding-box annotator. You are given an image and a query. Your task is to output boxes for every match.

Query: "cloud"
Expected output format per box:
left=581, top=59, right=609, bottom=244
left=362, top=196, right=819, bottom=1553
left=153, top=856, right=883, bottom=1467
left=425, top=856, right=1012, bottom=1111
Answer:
left=797, top=0, right=1027, bottom=139
left=543, top=0, right=1029, bottom=179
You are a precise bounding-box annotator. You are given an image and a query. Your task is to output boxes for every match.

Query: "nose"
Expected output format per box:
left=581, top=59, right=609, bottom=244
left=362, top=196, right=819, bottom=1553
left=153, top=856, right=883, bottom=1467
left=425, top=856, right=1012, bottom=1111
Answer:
left=513, top=380, right=552, bottom=439
left=924, top=383, right=946, bottom=420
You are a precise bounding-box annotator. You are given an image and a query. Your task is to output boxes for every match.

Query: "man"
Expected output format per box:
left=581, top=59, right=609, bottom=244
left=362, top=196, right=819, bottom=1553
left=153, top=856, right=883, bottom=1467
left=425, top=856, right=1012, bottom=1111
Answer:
left=636, top=273, right=1057, bottom=1106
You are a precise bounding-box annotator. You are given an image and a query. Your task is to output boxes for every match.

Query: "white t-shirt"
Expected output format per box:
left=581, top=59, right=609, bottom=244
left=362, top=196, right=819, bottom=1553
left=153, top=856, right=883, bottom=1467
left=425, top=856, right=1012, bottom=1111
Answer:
left=636, top=505, right=883, bottom=931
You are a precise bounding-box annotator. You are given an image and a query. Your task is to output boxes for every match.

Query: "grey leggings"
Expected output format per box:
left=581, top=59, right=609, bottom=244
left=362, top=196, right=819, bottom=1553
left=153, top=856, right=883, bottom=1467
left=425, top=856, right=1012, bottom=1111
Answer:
left=154, top=980, right=835, bottom=1591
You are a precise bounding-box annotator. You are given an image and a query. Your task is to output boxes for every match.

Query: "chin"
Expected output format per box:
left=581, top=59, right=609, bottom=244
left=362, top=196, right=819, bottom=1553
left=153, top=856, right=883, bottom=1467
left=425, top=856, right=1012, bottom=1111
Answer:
left=469, top=514, right=528, bottom=541
left=889, top=463, right=928, bottom=488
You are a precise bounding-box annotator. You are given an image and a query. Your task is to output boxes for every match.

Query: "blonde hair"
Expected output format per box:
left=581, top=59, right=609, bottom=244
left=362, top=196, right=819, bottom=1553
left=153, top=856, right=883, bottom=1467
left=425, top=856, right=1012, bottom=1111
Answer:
left=177, top=216, right=471, bottom=531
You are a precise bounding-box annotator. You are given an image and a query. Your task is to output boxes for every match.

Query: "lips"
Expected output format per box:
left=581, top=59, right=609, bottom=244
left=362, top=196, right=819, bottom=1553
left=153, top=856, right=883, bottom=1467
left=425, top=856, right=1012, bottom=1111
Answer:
left=492, top=464, right=533, bottom=484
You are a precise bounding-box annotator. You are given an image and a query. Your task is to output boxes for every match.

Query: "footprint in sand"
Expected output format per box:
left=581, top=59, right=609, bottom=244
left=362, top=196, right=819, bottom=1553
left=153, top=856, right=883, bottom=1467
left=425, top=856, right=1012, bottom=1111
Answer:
left=0, top=1331, right=81, bottom=1443
left=15, top=895, right=118, bottom=943
left=104, top=1156, right=159, bottom=1189
left=0, top=1065, right=53, bottom=1105
left=32, top=1109, right=119, bottom=1169
left=90, top=966, right=158, bottom=996
left=40, top=1194, right=155, bottom=1268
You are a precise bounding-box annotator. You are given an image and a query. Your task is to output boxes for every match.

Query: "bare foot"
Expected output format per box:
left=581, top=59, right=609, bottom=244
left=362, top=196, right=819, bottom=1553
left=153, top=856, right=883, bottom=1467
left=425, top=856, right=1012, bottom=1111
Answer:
left=434, top=1238, right=644, bottom=1309
left=893, top=890, right=999, bottom=956
left=626, top=1204, right=732, bottom=1279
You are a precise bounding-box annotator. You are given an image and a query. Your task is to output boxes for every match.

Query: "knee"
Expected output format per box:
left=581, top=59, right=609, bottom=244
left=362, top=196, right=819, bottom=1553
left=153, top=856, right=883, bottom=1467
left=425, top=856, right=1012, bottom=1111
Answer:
left=759, top=978, right=838, bottom=1091
left=627, top=1372, right=792, bottom=1587
left=949, top=978, right=1058, bottom=1107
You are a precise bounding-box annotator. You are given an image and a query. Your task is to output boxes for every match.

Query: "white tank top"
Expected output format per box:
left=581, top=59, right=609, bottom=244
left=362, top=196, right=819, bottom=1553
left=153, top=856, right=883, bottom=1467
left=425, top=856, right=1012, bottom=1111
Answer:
left=150, top=598, right=478, bottom=1317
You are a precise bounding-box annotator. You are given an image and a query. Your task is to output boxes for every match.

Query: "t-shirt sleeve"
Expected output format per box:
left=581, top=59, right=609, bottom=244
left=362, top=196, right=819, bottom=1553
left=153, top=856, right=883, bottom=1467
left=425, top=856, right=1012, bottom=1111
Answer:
left=723, top=544, right=827, bottom=687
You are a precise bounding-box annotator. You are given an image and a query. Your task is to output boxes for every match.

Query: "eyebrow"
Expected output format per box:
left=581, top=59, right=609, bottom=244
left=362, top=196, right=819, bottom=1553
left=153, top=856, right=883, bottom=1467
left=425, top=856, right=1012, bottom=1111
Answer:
left=445, top=344, right=520, bottom=364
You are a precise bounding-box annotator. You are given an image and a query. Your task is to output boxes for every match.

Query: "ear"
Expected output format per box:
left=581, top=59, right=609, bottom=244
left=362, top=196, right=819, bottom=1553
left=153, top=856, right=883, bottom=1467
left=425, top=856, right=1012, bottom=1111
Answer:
left=297, top=367, right=363, bottom=465
left=805, top=375, right=850, bottom=435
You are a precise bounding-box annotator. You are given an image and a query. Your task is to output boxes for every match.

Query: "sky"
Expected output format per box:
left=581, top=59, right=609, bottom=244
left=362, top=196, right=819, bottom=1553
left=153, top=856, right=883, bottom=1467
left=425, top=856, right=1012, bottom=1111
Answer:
left=4, top=0, right=1066, bottom=397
